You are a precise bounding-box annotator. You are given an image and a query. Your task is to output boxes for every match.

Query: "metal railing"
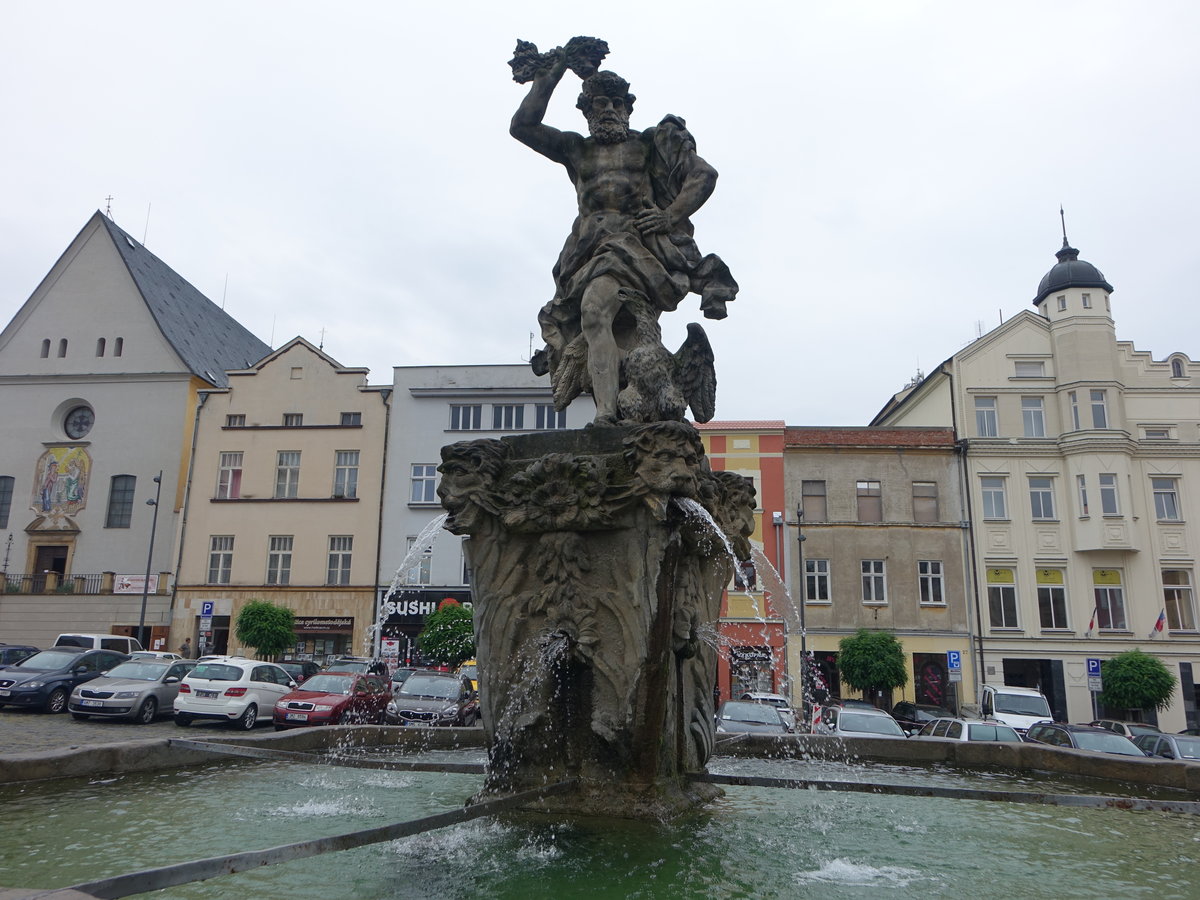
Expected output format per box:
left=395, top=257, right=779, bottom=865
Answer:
left=4, top=573, right=115, bottom=595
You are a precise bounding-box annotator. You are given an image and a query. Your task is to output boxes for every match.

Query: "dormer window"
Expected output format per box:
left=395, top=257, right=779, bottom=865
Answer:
left=1014, top=361, right=1045, bottom=378
left=1171, top=358, right=1185, bottom=378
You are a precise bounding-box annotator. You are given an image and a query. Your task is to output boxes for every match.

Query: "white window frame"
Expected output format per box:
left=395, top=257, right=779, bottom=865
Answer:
left=492, top=404, right=525, bottom=430
left=1028, top=476, right=1056, bottom=520
left=1152, top=477, right=1181, bottom=521
left=449, top=404, right=482, bottom=431
left=1014, top=361, right=1045, bottom=378
left=1068, top=391, right=1081, bottom=431
left=267, top=535, right=293, bottom=585
left=1099, top=473, right=1120, bottom=516
left=1163, top=570, right=1196, bottom=631
left=327, top=535, right=353, bottom=585
left=805, top=558, right=830, bottom=603
left=987, top=569, right=1019, bottom=629
left=1090, top=389, right=1108, bottom=429
left=1093, top=570, right=1127, bottom=630
left=208, top=536, right=234, bottom=585
left=535, top=404, right=567, bottom=430
left=404, top=536, right=432, bottom=586
left=217, top=452, right=243, bottom=499
left=1021, top=396, right=1046, bottom=438
left=975, top=396, right=998, bottom=437
left=981, top=476, right=1008, bottom=520
left=333, top=450, right=359, bottom=499
left=275, top=451, right=301, bottom=499
left=1036, top=570, right=1069, bottom=630
left=410, top=464, right=438, bottom=503
left=918, top=560, right=944, bottom=606
left=1076, top=474, right=1089, bottom=517
left=861, top=559, right=887, bottom=605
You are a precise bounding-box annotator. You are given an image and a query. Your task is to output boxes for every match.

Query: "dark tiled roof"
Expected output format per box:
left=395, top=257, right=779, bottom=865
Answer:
left=99, top=214, right=271, bottom=386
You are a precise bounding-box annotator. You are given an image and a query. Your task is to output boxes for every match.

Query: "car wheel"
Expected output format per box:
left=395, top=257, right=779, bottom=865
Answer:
left=45, top=688, right=68, bottom=714
left=233, top=703, right=258, bottom=730
left=72, top=713, right=89, bottom=721
left=175, top=713, right=193, bottom=727
left=135, top=697, right=158, bottom=725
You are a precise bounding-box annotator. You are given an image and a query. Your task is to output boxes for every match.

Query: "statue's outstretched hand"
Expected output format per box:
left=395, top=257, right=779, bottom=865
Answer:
left=634, top=208, right=673, bottom=235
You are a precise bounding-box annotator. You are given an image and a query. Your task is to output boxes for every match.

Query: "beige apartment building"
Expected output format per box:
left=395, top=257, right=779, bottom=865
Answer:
left=783, top=427, right=973, bottom=712
left=171, top=338, right=390, bottom=661
left=874, top=234, right=1200, bottom=731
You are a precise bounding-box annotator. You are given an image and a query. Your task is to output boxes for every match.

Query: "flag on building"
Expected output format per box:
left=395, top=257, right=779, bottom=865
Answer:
left=1148, top=608, right=1167, bottom=638
left=1085, top=605, right=1099, bottom=638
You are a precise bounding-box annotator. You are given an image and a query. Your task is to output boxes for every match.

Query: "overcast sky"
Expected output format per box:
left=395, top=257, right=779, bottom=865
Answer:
left=5, top=2, right=1199, bottom=425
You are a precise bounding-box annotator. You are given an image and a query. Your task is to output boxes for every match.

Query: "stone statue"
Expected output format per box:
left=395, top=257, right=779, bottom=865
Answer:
left=510, top=37, right=739, bottom=426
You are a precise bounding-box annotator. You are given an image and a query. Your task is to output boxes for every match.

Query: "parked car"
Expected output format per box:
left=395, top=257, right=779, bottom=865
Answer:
left=979, top=684, right=1053, bottom=736
left=1136, top=732, right=1200, bottom=760
left=128, top=651, right=183, bottom=661
left=739, top=692, right=797, bottom=731
left=457, top=660, right=478, bottom=691
left=385, top=671, right=478, bottom=726
left=273, top=672, right=391, bottom=729
left=321, top=656, right=389, bottom=677
left=0, top=647, right=129, bottom=712
left=174, top=658, right=296, bottom=730
left=69, top=659, right=196, bottom=723
left=53, top=633, right=143, bottom=654
left=389, top=667, right=419, bottom=692
left=911, top=717, right=1023, bottom=743
left=0, top=644, right=38, bottom=668
left=1025, top=722, right=1145, bottom=757
left=813, top=705, right=907, bottom=739
left=1090, top=719, right=1162, bottom=741
left=891, top=701, right=954, bottom=734
left=277, top=659, right=321, bottom=684
left=715, top=700, right=789, bottom=735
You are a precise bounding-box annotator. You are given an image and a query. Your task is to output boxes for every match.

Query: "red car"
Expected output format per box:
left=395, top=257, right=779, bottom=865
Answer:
left=272, top=671, right=391, bottom=729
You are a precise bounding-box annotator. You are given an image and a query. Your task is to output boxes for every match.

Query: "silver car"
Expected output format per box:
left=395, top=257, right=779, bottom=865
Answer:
left=69, top=659, right=196, bottom=724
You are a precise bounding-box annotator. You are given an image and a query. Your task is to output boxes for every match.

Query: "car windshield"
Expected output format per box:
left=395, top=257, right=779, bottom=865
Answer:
left=104, top=662, right=170, bottom=681
left=15, top=650, right=80, bottom=670
left=840, top=713, right=904, bottom=736
left=914, top=706, right=953, bottom=722
left=1173, top=737, right=1200, bottom=759
left=993, top=693, right=1052, bottom=717
left=391, top=669, right=415, bottom=685
left=189, top=663, right=243, bottom=682
left=967, top=723, right=1022, bottom=742
left=1073, top=731, right=1143, bottom=755
left=1127, top=723, right=1160, bottom=736
left=328, top=661, right=369, bottom=673
left=400, top=675, right=461, bottom=700
left=297, top=674, right=355, bottom=694
left=720, top=702, right=781, bottom=725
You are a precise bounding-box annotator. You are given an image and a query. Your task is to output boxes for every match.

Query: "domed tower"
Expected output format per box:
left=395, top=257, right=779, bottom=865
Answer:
left=1033, top=217, right=1120, bottom=396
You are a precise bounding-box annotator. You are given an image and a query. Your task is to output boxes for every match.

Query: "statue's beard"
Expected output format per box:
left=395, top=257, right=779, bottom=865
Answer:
left=588, top=114, right=630, bottom=144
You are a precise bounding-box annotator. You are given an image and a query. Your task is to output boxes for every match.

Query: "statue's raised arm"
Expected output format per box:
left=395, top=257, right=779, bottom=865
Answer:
left=509, top=37, right=608, bottom=163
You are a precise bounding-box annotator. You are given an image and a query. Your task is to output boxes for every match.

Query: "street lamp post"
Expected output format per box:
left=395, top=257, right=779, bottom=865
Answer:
left=137, top=471, right=163, bottom=649
left=796, top=503, right=808, bottom=728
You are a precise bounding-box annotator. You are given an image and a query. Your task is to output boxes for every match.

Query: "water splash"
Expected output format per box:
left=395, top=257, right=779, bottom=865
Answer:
left=365, top=512, right=449, bottom=656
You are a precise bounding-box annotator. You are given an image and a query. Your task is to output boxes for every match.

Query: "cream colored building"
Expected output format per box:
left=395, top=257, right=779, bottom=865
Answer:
left=874, top=235, right=1200, bottom=731
left=171, top=338, right=390, bottom=661
left=783, top=427, right=973, bottom=712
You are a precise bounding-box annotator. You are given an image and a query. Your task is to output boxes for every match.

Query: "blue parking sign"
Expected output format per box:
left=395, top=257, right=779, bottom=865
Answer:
left=201, top=601, right=215, bottom=617
left=1087, top=658, right=1102, bottom=677
left=947, top=650, right=961, bottom=671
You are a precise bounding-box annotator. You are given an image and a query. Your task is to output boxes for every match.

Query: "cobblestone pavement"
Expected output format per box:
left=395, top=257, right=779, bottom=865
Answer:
left=0, top=706, right=259, bottom=755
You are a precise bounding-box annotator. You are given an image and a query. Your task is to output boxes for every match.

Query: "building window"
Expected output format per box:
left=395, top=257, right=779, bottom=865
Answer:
left=327, top=536, right=353, bottom=585
left=1028, top=477, right=1056, bottom=520
left=981, top=476, right=1008, bottom=519
left=856, top=480, right=882, bottom=522
left=918, top=560, right=944, bottom=605
left=282, top=413, right=303, bottom=427
left=1090, top=389, right=1108, bottom=429
left=1036, top=569, right=1069, bottom=630
left=987, top=568, right=1018, bottom=629
left=1021, top=396, right=1045, bottom=438
left=1057, top=295, right=1067, bottom=311
left=1143, top=428, right=1171, bottom=440
left=404, top=536, right=432, bottom=585
left=535, top=404, right=566, bottom=429
left=40, top=339, right=50, bottom=358
left=1076, top=474, right=1089, bottom=517
left=333, top=450, right=359, bottom=499
left=1152, top=477, right=1180, bottom=521
left=1068, top=391, right=1080, bottom=430
left=1163, top=570, right=1196, bottom=631
left=861, top=560, right=886, bottom=605
left=493, top=404, right=524, bottom=430
left=805, top=558, right=830, bottom=603
left=267, top=535, right=293, bottom=585
left=114, top=337, right=123, bottom=356
left=1082, top=292, right=1092, bottom=309
left=208, top=536, right=234, bottom=584
left=0, top=475, right=12, bottom=528
left=340, top=412, right=362, bottom=426
left=275, top=451, right=301, bottom=498
left=912, top=482, right=939, bottom=523
left=801, top=480, right=827, bottom=521
left=410, top=464, right=438, bottom=503
left=225, top=414, right=245, bottom=427
left=58, top=339, right=68, bottom=358
left=1014, top=361, right=1045, bottom=377
left=449, top=405, right=482, bottom=430
left=1093, top=569, right=1127, bottom=630
left=975, top=396, right=998, bottom=437
left=216, top=452, right=243, bottom=499
left=1099, top=473, right=1120, bottom=516
left=104, top=475, right=136, bottom=528
left=1171, top=358, right=1185, bottom=378
left=290, top=367, right=303, bottom=380
left=96, top=338, right=106, bottom=357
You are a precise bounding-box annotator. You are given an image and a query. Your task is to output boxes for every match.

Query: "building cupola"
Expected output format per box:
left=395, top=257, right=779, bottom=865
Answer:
left=1032, top=212, right=1114, bottom=308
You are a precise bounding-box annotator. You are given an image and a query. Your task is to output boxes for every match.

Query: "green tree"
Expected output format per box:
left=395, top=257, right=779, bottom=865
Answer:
left=837, top=629, right=908, bottom=702
left=1099, top=649, right=1176, bottom=715
left=417, top=598, right=475, bottom=667
left=234, top=599, right=296, bottom=659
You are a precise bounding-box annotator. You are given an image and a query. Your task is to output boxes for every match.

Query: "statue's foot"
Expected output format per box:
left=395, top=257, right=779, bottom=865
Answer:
left=587, top=413, right=619, bottom=428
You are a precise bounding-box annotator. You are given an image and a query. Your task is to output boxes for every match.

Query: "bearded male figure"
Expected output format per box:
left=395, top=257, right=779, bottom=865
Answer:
left=511, top=46, right=738, bottom=426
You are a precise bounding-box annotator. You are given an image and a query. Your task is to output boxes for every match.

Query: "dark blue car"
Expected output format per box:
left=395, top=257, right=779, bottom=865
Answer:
left=0, top=647, right=128, bottom=713
left=0, top=644, right=38, bottom=668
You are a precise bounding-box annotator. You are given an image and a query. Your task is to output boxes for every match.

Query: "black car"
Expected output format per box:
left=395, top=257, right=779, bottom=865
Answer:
left=0, top=644, right=38, bottom=668
left=891, top=701, right=954, bottom=733
left=1025, top=722, right=1145, bottom=757
left=277, top=659, right=321, bottom=683
left=322, top=657, right=389, bottom=677
left=385, top=671, right=478, bottom=726
left=0, top=647, right=129, bottom=712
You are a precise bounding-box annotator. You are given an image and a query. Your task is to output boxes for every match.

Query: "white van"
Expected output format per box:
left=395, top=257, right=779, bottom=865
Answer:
left=54, top=633, right=144, bottom=654
left=979, top=684, right=1053, bottom=736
